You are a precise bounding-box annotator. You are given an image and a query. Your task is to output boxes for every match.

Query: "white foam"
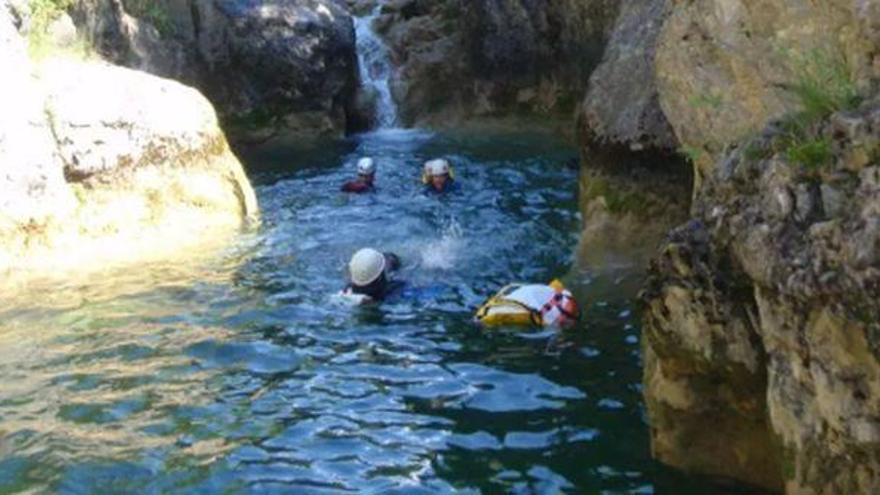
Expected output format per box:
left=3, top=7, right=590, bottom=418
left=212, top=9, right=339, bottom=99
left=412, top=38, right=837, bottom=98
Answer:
left=420, top=220, right=464, bottom=270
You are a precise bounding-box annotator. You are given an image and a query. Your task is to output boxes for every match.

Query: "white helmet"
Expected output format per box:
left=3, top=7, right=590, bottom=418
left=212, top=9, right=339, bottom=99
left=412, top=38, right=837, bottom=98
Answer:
left=357, top=157, right=376, bottom=175
left=424, top=158, right=450, bottom=177
left=349, top=248, right=386, bottom=286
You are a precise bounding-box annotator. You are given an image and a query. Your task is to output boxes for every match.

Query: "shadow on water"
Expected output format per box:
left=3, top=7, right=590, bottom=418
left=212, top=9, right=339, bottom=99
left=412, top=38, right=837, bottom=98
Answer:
left=0, top=127, right=760, bottom=494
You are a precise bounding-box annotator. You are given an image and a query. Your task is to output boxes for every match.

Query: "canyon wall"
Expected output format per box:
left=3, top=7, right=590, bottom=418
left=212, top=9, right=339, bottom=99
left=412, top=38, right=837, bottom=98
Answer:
left=370, top=0, right=618, bottom=127
left=631, top=1, right=880, bottom=492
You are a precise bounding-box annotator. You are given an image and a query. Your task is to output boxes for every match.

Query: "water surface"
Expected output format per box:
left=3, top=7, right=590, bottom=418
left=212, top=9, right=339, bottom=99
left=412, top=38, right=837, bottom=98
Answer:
left=1, top=128, right=734, bottom=493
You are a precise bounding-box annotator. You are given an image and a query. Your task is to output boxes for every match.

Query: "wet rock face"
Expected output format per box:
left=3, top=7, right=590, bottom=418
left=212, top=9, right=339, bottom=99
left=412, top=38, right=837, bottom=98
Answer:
left=71, top=0, right=358, bottom=143
left=642, top=101, right=880, bottom=493
left=374, top=0, right=617, bottom=126
left=577, top=0, right=676, bottom=153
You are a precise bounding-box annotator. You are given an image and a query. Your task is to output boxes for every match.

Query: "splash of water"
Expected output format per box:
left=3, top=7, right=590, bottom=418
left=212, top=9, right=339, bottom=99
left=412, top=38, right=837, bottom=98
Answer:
left=354, top=4, right=399, bottom=128
left=420, top=219, right=465, bottom=270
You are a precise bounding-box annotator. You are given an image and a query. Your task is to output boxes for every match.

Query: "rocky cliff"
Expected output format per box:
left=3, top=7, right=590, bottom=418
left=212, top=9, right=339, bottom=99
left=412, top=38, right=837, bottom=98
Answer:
left=633, top=1, right=880, bottom=493
left=0, top=1, right=257, bottom=281
left=68, top=0, right=359, bottom=143
left=369, top=0, right=618, bottom=127
left=654, top=0, right=877, bottom=191
left=643, top=100, right=880, bottom=494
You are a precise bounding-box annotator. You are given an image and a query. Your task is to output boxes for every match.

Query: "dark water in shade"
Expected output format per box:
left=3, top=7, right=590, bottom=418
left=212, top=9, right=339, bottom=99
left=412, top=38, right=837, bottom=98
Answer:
left=0, top=128, right=750, bottom=494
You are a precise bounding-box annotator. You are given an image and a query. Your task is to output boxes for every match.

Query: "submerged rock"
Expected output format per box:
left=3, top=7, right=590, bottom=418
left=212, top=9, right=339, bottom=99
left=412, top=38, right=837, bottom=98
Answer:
left=642, top=100, right=880, bottom=493
left=0, top=5, right=257, bottom=280
left=70, top=0, right=359, bottom=143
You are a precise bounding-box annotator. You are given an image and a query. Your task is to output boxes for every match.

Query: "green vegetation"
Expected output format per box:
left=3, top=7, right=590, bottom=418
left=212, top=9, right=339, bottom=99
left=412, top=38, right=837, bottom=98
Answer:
left=788, top=48, right=860, bottom=124
left=688, top=92, right=723, bottom=110
left=743, top=140, right=773, bottom=162
left=27, top=0, right=74, bottom=57
left=582, top=174, right=652, bottom=216
left=775, top=47, right=861, bottom=171
left=679, top=144, right=703, bottom=163
left=784, top=136, right=832, bottom=171
left=124, top=0, right=174, bottom=37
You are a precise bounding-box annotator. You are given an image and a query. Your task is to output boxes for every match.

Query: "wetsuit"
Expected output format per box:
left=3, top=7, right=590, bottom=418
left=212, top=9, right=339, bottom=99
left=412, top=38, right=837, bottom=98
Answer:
left=423, top=180, right=459, bottom=195
left=341, top=180, right=375, bottom=193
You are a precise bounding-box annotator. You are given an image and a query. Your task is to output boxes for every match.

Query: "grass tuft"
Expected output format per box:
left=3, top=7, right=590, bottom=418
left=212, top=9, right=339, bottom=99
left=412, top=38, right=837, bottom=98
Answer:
left=777, top=47, right=861, bottom=171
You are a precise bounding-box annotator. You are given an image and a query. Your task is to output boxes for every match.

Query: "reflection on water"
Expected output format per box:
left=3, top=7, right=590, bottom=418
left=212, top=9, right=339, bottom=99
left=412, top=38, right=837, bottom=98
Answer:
left=1, top=128, right=732, bottom=493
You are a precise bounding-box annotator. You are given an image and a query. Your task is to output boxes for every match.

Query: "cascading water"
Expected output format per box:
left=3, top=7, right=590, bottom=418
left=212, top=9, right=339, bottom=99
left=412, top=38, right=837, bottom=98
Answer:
left=354, top=4, right=399, bottom=128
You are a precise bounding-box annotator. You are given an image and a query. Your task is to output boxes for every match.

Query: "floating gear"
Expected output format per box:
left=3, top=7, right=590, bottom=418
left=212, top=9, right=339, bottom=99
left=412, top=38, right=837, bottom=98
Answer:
left=475, top=279, right=579, bottom=328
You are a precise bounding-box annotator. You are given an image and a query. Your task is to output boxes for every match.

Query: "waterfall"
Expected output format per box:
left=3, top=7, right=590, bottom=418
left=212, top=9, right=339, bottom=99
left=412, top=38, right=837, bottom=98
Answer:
left=354, top=5, right=399, bottom=129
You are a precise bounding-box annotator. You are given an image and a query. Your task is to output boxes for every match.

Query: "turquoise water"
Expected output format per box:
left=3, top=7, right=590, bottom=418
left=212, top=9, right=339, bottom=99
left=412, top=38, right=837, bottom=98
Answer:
left=0, top=129, right=740, bottom=493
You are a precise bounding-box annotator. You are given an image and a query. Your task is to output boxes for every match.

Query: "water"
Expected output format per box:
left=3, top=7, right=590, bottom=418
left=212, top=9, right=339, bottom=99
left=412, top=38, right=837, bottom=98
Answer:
left=355, top=4, right=399, bottom=128
left=0, top=128, right=738, bottom=493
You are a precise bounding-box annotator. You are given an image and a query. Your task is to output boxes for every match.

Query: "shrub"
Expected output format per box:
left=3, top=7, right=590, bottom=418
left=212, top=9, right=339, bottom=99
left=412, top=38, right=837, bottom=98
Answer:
left=679, top=144, right=703, bottom=163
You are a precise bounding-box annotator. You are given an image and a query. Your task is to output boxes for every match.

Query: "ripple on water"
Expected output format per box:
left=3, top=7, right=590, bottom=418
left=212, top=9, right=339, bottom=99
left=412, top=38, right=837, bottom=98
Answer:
left=0, top=129, right=735, bottom=494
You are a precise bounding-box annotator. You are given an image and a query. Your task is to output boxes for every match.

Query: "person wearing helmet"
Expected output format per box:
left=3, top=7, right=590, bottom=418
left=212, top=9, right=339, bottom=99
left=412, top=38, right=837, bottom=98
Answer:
left=422, top=158, right=459, bottom=194
left=341, top=157, right=377, bottom=193
left=342, top=248, right=403, bottom=303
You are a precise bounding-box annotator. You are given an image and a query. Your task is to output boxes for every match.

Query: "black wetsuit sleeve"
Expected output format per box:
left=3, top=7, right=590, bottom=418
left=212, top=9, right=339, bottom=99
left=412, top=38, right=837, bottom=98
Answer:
left=383, top=253, right=401, bottom=272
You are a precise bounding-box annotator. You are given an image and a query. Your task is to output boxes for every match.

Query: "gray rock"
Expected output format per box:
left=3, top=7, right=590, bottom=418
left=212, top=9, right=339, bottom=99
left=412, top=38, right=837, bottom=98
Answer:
left=794, top=183, right=820, bottom=223
left=578, top=0, right=676, bottom=152
left=0, top=3, right=76, bottom=237
left=380, top=0, right=618, bottom=126
left=821, top=184, right=846, bottom=218
left=70, top=0, right=359, bottom=143
left=47, top=13, right=77, bottom=46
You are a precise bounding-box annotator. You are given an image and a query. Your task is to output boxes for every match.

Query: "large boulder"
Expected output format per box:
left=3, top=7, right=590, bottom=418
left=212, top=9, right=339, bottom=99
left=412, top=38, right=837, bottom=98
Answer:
left=0, top=4, right=257, bottom=280
left=70, top=0, right=359, bottom=143
left=374, top=0, right=618, bottom=127
left=642, top=100, right=880, bottom=493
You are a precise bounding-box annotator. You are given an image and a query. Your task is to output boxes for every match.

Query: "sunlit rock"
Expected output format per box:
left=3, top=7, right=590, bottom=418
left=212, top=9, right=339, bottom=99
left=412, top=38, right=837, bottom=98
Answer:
left=0, top=5, right=257, bottom=282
